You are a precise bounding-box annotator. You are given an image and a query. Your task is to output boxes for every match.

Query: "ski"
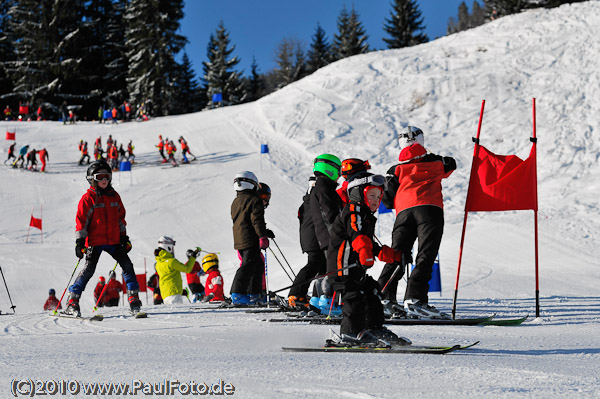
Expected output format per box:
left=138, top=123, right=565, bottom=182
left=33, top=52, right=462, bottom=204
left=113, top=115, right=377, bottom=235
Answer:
left=267, top=315, right=494, bottom=325
left=51, top=312, right=104, bottom=321
left=282, top=345, right=461, bottom=354
left=479, top=315, right=528, bottom=326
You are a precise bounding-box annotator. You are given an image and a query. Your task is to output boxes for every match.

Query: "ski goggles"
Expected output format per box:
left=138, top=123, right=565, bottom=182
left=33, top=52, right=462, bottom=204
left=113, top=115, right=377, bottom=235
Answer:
left=347, top=174, right=385, bottom=189
left=93, top=172, right=112, bottom=182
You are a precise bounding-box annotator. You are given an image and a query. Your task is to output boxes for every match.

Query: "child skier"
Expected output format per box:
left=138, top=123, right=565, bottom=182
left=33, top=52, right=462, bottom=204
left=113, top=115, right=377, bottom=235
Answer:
left=64, top=160, right=141, bottom=317
left=105, top=270, right=124, bottom=306
left=93, top=276, right=107, bottom=307
left=154, top=236, right=200, bottom=304
left=185, top=264, right=205, bottom=302
left=43, top=289, right=62, bottom=311
left=4, top=142, right=16, bottom=164
left=38, top=147, right=49, bottom=172
left=327, top=172, right=408, bottom=345
left=377, top=126, right=456, bottom=319
left=12, top=144, right=29, bottom=168
left=230, top=171, right=270, bottom=305
left=201, top=253, right=225, bottom=302
left=156, top=135, right=167, bottom=163
left=288, top=154, right=343, bottom=310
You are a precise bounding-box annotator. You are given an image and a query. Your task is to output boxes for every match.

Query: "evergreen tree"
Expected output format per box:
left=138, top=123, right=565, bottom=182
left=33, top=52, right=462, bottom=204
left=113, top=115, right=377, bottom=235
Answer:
left=306, top=23, right=332, bottom=74
left=0, top=0, right=15, bottom=98
left=274, top=37, right=306, bottom=88
left=471, top=1, right=486, bottom=27
left=203, top=21, right=244, bottom=107
left=457, top=2, right=470, bottom=31
left=243, top=57, right=265, bottom=103
left=125, top=0, right=187, bottom=116
left=3, top=0, right=53, bottom=106
left=486, top=0, right=524, bottom=19
left=383, top=0, right=428, bottom=49
left=172, top=52, right=202, bottom=114
left=333, top=6, right=369, bottom=60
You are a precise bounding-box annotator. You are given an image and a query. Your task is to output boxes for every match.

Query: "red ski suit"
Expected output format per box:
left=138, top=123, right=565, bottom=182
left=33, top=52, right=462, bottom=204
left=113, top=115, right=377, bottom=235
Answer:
left=75, top=186, right=127, bottom=246
left=204, top=269, right=224, bottom=301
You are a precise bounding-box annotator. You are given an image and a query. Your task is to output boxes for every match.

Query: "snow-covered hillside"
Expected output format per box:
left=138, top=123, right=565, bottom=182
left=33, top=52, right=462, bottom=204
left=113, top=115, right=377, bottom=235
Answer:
left=1, top=3, right=599, bottom=398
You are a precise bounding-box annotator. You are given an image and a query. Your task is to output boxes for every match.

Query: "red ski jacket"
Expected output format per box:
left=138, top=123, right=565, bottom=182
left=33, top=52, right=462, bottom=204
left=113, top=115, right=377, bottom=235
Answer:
left=204, top=269, right=224, bottom=301
left=105, top=279, right=123, bottom=300
left=75, top=186, right=127, bottom=246
left=43, top=296, right=62, bottom=311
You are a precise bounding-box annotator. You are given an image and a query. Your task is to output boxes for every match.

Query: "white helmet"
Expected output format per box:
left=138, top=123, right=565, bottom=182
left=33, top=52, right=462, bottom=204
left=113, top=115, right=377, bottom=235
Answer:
left=233, top=171, right=258, bottom=191
left=398, top=126, right=424, bottom=150
left=158, top=236, right=176, bottom=254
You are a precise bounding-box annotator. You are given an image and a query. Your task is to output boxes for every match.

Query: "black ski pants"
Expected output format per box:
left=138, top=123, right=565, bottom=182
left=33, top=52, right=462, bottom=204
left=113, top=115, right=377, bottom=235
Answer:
left=340, top=275, right=384, bottom=336
left=231, top=246, right=263, bottom=295
left=288, top=249, right=326, bottom=298
left=377, top=205, right=444, bottom=303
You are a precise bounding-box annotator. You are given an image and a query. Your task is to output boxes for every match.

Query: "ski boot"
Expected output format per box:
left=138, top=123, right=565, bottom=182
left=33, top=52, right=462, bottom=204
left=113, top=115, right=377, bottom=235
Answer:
left=128, top=290, right=142, bottom=313
left=230, top=293, right=251, bottom=305
left=288, top=295, right=310, bottom=311
left=359, top=326, right=412, bottom=346
left=325, top=329, right=389, bottom=348
left=404, top=298, right=451, bottom=320
left=382, top=299, right=407, bottom=319
left=65, top=293, right=81, bottom=317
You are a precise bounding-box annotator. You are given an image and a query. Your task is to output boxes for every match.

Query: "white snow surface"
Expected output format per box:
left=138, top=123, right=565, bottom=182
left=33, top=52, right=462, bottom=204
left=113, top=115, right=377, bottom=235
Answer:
left=1, top=3, right=600, bottom=398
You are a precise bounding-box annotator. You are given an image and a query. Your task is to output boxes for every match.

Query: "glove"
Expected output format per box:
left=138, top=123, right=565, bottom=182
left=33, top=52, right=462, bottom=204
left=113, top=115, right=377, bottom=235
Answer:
left=75, top=238, right=86, bottom=259
left=187, top=248, right=200, bottom=258
left=259, top=236, right=269, bottom=249
left=120, top=235, right=132, bottom=253
left=351, top=235, right=374, bottom=268
left=377, top=245, right=396, bottom=263
left=266, top=229, right=275, bottom=239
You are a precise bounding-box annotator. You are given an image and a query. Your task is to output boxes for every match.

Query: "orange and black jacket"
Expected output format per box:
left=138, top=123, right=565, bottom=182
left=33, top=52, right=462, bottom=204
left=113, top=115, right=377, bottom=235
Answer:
left=326, top=201, right=379, bottom=281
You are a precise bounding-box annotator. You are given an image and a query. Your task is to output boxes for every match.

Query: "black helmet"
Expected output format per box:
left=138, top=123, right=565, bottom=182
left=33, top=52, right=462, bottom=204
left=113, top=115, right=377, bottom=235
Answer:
left=49, top=288, right=56, bottom=296
left=86, top=160, right=112, bottom=184
left=257, top=182, right=271, bottom=207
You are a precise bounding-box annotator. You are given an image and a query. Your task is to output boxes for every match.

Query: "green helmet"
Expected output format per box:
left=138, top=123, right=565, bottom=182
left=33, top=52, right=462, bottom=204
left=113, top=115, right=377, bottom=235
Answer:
left=313, top=154, right=341, bottom=181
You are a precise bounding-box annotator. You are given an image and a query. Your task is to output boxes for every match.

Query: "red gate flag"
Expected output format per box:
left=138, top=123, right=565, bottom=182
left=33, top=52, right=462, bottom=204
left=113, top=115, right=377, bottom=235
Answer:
left=465, top=144, right=537, bottom=212
left=121, top=273, right=147, bottom=293
left=6, top=131, right=15, bottom=140
left=29, top=215, right=42, bottom=230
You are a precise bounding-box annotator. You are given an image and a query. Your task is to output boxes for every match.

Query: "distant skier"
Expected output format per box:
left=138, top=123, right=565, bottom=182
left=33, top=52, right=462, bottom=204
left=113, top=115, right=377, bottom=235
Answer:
left=64, top=160, right=141, bottom=317
left=78, top=141, right=90, bottom=165
left=105, top=270, right=124, bottom=307
left=147, top=271, right=163, bottom=305
left=93, top=276, right=107, bottom=307
left=154, top=236, right=200, bottom=305
left=127, top=140, right=135, bottom=162
left=185, top=263, right=205, bottom=302
left=178, top=136, right=196, bottom=163
left=25, top=148, right=37, bottom=170
left=156, top=135, right=167, bottom=163
left=13, top=145, right=29, bottom=168
left=43, top=289, right=62, bottom=311
left=166, top=140, right=178, bottom=167
left=38, top=147, right=49, bottom=172
left=4, top=142, right=16, bottom=164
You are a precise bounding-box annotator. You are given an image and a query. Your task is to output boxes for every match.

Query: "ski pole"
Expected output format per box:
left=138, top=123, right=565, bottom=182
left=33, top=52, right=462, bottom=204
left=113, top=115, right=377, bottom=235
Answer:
left=269, top=263, right=359, bottom=295
left=54, top=257, right=84, bottom=315
left=93, top=261, right=118, bottom=312
left=264, top=249, right=270, bottom=308
left=0, top=265, right=16, bottom=314
left=271, top=238, right=296, bottom=278
left=327, top=290, right=337, bottom=320
left=267, top=248, right=294, bottom=283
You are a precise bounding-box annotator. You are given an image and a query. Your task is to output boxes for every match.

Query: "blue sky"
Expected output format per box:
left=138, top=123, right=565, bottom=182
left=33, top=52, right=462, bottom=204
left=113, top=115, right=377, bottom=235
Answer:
left=180, top=0, right=472, bottom=78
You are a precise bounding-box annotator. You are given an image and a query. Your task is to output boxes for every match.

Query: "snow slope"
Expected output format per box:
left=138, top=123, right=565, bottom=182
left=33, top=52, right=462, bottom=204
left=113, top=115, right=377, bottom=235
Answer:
left=1, top=2, right=599, bottom=398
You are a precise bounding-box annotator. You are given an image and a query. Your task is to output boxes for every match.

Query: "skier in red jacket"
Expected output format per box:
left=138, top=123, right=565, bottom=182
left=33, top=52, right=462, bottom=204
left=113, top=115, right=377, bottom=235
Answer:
left=93, top=276, right=107, bottom=307
left=377, top=126, right=456, bottom=319
left=201, top=253, right=224, bottom=302
left=64, top=160, right=141, bottom=317
left=43, top=289, right=62, bottom=311
left=105, top=271, right=124, bottom=306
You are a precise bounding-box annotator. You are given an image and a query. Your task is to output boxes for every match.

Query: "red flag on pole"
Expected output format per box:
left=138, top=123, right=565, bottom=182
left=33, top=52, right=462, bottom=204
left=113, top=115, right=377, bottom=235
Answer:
left=465, top=145, right=538, bottom=212
left=29, top=215, right=42, bottom=230
left=6, top=131, right=15, bottom=140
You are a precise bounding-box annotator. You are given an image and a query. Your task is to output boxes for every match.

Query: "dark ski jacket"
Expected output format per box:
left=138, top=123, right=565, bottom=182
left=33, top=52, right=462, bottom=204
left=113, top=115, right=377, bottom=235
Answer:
left=310, top=173, right=343, bottom=250
left=298, top=188, right=320, bottom=253
left=231, top=190, right=268, bottom=250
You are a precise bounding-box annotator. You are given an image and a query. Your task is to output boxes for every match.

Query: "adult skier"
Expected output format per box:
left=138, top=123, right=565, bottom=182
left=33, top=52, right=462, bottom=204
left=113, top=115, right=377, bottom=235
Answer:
left=377, top=126, right=456, bottom=319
